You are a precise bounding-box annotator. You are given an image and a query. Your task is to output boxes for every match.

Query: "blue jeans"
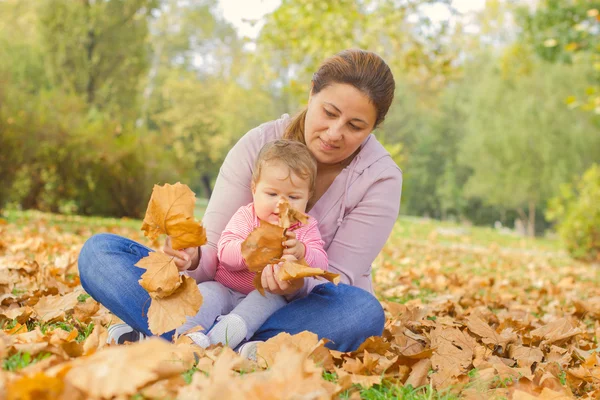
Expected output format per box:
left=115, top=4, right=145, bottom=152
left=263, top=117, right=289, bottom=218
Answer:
left=77, top=233, right=385, bottom=352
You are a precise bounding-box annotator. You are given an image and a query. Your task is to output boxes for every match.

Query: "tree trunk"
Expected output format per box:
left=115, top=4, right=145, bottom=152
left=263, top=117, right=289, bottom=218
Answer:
left=201, top=173, right=213, bottom=199
left=84, top=1, right=96, bottom=105
left=527, top=200, right=536, bottom=237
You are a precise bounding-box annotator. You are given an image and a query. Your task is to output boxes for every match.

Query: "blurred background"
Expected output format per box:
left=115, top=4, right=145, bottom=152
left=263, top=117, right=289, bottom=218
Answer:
left=0, top=0, right=598, bottom=258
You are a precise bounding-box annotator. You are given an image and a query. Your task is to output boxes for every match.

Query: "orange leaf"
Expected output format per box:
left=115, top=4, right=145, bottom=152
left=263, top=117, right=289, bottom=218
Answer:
left=241, top=220, right=284, bottom=272
left=65, top=338, right=194, bottom=399
left=32, top=291, right=81, bottom=323
left=147, top=276, right=203, bottom=335
left=136, top=252, right=182, bottom=298
left=277, top=260, right=340, bottom=284
left=276, top=199, right=308, bottom=229
left=141, top=183, right=207, bottom=250
left=7, top=372, right=65, bottom=400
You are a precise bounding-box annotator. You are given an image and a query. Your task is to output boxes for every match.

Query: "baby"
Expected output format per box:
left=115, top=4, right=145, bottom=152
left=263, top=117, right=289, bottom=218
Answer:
left=179, top=139, right=328, bottom=350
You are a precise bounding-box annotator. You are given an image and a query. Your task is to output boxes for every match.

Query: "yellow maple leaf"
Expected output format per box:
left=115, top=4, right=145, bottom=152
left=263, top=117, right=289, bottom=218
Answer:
left=136, top=252, right=182, bottom=298
left=147, top=276, right=203, bottom=335
left=141, top=183, right=207, bottom=250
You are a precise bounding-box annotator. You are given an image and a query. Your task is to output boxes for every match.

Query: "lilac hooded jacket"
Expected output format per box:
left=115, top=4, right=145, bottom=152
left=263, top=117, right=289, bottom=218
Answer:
left=187, top=114, right=403, bottom=299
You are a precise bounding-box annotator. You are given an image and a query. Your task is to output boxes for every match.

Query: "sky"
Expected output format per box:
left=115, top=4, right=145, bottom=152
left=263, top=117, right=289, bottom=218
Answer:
left=216, top=0, right=488, bottom=40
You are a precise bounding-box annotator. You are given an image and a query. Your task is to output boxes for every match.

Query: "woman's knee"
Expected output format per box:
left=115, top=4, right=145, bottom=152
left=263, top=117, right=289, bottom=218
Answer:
left=317, top=283, right=385, bottom=335
left=79, top=234, right=112, bottom=273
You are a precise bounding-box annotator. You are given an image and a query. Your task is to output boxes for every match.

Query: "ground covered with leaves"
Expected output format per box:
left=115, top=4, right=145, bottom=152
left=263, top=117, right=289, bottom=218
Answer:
left=0, top=211, right=598, bottom=399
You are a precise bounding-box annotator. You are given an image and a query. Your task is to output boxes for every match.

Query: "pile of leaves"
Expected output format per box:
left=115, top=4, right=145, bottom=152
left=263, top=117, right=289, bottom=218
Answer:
left=0, top=211, right=598, bottom=399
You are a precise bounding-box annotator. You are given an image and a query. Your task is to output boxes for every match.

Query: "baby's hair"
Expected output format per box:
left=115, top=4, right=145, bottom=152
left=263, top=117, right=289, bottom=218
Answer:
left=252, top=139, right=318, bottom=194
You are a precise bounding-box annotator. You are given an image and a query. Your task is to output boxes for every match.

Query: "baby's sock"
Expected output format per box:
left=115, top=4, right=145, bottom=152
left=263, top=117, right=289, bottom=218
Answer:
left=186, top=331, right=210, bottom=348
left=207, top=313, right=248, bottom=349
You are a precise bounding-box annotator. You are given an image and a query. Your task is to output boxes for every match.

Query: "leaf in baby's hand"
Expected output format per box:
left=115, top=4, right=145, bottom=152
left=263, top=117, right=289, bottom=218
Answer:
left=277, top=260, right=340, bottom=284
left=241, top=220, right=284, bottom=272
left=276, top=199, right=309, bottom=229
left=136, top=252, right=181, bottom=298
left=141, top=182, right=207, bottom=250
left=147, top=276, right=203, bottom=335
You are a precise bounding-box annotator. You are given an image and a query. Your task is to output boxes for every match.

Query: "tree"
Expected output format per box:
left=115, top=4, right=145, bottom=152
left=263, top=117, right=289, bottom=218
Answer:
left=457, top=54, right=600, bottom=235
left=37, top=0, right=159, bottom=120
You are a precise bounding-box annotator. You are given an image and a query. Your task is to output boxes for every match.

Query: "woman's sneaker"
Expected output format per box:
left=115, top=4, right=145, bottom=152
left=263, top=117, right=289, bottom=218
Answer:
left=237, top=340, right=262, bottom=361
left=107, top=323, right=147, bottom=344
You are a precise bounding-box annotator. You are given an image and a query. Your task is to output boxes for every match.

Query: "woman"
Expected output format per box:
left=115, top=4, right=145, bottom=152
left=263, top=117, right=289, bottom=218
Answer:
left=78, top=48, right=402, bottom=353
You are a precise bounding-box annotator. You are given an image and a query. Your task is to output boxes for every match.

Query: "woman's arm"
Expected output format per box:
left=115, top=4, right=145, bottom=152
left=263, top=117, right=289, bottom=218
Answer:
left=299, top=219, right=329, bottom=270
left=287, top=166, right=402, bottom=300
left=327, top=166, right=402, bottom=291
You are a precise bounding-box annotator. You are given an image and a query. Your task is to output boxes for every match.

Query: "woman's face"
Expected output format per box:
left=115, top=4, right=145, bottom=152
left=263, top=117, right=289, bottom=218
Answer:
left=304, top=83, right=377, bottom=166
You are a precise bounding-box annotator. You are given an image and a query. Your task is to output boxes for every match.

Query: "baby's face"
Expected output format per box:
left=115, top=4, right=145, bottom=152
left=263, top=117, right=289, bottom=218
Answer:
left=252, top=161, right=310, bottom=224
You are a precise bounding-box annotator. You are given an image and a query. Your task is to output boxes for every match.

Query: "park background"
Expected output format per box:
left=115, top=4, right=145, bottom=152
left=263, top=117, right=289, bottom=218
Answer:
left=1, top=0, right=599, bottom=257
left=0, top=0, right=600, bottom=398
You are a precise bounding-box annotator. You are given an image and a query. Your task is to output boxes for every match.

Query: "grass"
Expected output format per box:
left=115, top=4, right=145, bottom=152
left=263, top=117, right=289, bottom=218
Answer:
left=3, top=351, right=52, bottom=372
left=1, top=207, right=571, bottom=398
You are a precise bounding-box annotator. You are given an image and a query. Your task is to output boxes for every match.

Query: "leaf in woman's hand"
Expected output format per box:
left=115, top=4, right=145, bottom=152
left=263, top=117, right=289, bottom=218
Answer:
left=241, top=220, right=284, bottom=272
left=136, top=252, right=181, bottom=298
left=141, top=182, right=206, bottom=250
left=147, top=276, right=203, bottom=335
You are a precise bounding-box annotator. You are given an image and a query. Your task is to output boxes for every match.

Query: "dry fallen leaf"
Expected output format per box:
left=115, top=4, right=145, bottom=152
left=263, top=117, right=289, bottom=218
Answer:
left=241, top=220, right=284, bottom=272
left=277, top=259, right=340, bottom=284
left=276, top=199, right=308, bottom=229
left=65, top=338, right=194, bottom=399
left=136, top=252, right=181, bottom=298
left=141, top=182, right=207, bottom=250
left=32, top=290, right=82, bottom=323
left=147, top=276, right=203, bottom=335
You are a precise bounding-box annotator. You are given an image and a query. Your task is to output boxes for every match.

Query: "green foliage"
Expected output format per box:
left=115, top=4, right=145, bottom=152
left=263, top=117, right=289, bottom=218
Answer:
left=547, top=164, right=600, bottom=262
left=37, top=0, right=159, bottom=119
left=515, top=0, right=600, bottom=63
left=455, top=54, right=600, bottom=234
left=2, top=352, right=52, bottom=372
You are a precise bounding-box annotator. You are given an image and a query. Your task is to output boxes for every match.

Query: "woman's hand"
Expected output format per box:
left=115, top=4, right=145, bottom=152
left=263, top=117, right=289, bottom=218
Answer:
left=282, top=230, right=306, bottom=260
left=261, top=259, right=304, bottom=296
left=162, top=236, right=201, bottom=272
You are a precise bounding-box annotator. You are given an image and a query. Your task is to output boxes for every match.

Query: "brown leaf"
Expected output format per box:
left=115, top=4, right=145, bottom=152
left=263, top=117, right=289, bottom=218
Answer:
left=405, top=358, right=432, bottom=388
left=73, top=298, right=100, bottom=324
left=65, top=338, right=194, bottom=399
left=530, top=318, right=583, bottom=345
left=83, top=324, right=108, bottom=355
left=276, top=199, right=308, bottom=229
left=147, top=276, right=203, bottom=335
left=32, top=290, right=81, bottom=323
left=430, top=327, right=476, bottom=389
left=141, top=183, right=207, bottom=250
left=509, top=345, right=544, bottom=369
left=466, top=314, right=515, bottom=351
left=0, top=305, right=33, bottom=323
left=256, top=331, right=321, bottom=369
left=241, top=220, right=284, bottom=272
left=277, top=260, right=340, bottom=284
left=136, top=252, right=182, bottom=298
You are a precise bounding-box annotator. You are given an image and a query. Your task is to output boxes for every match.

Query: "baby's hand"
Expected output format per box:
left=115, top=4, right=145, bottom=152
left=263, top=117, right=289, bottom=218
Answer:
left=282, top=230, right=305, bottom=260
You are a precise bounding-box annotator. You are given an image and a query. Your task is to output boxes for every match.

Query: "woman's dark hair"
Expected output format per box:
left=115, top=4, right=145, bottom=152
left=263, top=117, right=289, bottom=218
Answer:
left=284, top=49, right=395, bottom=143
